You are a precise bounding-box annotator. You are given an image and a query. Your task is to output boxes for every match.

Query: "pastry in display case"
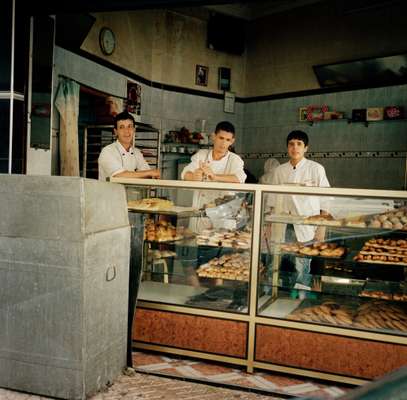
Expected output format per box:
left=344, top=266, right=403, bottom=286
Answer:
left=260, top=191, right=407, bottom=335
left=124, top=183, right=255, bottom=313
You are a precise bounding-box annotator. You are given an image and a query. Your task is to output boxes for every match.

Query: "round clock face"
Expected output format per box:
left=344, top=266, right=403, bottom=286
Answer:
left=99, top=27, right=116, bottom=55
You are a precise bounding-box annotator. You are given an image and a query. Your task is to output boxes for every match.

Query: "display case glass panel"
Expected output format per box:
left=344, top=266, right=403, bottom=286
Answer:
left=125, top=183, right=255, bottom=314
left=258, top=190, right=407, bottom=335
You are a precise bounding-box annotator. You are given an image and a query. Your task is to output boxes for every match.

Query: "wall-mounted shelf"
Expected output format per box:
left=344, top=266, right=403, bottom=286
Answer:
left=161, top=143, right=210, bottom=155
left=304, top=118, right=407, bottom=127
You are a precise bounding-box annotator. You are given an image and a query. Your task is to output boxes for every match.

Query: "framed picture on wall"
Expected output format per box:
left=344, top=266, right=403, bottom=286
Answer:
left=126, top=81, right=142, bottom=115
left=196, top=65, right=208, bottom=86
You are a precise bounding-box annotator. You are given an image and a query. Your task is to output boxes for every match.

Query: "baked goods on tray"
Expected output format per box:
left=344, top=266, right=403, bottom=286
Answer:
left=365, top=208, right=407, bottom=231
left=304, top=214, right=342, bottom=226
left=354, top=238, right=407, bottom=266
left=144, top=218, right=185, bottom=242
left=289, top=300, right=407, bottom=331
left=338, top=207, right=407, bottom=230
left=359, top=290, right=407, bottom=302
left=196, top=228, right=251, bottom=249
left=128, top=197, right=174, bottom=211
left=147, top=249, right=177, bottom=260
left=289, top=301, right=355, bottom=326
left=197, top=253, right=251, bottom=281
left=280, top=242, right=346, bottom=258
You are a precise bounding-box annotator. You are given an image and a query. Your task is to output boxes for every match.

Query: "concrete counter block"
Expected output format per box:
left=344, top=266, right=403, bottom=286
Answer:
left=0, top=174, right=130, bottom=399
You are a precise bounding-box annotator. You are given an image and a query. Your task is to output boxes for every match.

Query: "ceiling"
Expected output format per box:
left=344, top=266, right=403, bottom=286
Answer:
left=205, top=0, right=324, bottom=20
left=28, top=0, right=323, bottom=16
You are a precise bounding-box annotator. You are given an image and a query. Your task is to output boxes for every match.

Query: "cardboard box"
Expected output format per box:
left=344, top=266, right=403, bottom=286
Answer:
left=366, top=107, right=384, bottom=121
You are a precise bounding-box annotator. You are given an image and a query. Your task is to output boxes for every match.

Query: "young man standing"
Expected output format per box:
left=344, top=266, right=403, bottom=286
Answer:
left=180, top=121, right=246, bottom=286
left=270, top=130, right=330, bottom=289
left=181, top=121, right=246, bottom=183
left=98, top=111, right=160, bottom=181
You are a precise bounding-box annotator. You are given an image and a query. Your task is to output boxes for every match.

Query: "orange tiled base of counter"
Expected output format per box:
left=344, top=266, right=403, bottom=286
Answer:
left=255, top=324, right=407, bottom=379
left=133, top=308, right=247, bottom=358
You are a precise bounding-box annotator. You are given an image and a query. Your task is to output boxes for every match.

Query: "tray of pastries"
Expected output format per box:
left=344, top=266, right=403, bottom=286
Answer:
left=128, top=198, right=197, bottom=215
left=342, top=207, right=407, bottom=230
left=144, top=218, right=191, bottom=242
left=303, top=214, right=343, bottom=226
left=289, top=299, right=407, bottom=332
left=353, top=238, right=407, bottom=266
left=147, top=249, right=177, bottom=261
left=280, top=241, right=346, bottom=258
left=128, top=197, right=174, bottom=211
left=359, top=290, right=407, bottom=302
left=196, top=228, right=251, bottom=249
left=197, top=252, right=251, bottom=282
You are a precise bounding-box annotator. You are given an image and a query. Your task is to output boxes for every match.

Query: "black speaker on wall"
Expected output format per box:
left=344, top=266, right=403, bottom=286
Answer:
left=207, top=13, right=246, bottom=56
left=55, top=13, right=96, bottom=51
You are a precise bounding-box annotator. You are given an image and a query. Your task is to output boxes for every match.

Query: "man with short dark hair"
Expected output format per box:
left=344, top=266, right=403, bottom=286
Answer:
left=98, top=111, right=160, bottom=181
left=180, top=121, right=246, bottom=286
left=182, top=121, right=246, bottom=183
left=269, top=130, right=330, bottom=289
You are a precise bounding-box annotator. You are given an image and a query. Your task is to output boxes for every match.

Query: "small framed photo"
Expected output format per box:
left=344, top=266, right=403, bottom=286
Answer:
left=299, top=107, right=308, bottom=121
left=196, top=65, right=208, bottom=86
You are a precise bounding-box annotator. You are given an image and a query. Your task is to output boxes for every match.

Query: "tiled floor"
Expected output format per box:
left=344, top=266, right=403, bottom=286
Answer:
left=0, top=372, right=280, bottom=400
left=133, top=351, right=348, bottom=399
left=0, top=351, right=349, bottom=400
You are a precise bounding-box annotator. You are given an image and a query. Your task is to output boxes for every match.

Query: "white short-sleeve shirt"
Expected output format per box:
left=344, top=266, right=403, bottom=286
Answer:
left=180, top=149, right=246, bottom=183
left=269, top=158, right=330, bottom=242
left=98, top=140, right=150, bottom=181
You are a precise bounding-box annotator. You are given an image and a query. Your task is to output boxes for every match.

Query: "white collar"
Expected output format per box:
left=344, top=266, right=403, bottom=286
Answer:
left=290, top=157, right=307, bottom=170
left=116, top=140, right=134, bottom=155
left=209, top=150, right=230, bottom=162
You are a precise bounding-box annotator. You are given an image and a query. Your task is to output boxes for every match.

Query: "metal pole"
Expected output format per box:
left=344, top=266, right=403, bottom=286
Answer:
left=8, top=0, right=15, bottom=174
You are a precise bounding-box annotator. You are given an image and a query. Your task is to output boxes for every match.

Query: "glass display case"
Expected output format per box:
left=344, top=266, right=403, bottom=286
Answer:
left=126, top=181, right=255, bottom=313
left=111, top=177, right=407, bottom=385
left=259, top=189, right=407, bottom=334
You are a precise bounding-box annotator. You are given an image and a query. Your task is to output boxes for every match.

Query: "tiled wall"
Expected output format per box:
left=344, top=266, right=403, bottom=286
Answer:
left=54, top=47, right=406, bottom=189
left=53, top=47, right=243, bottom=177
left=242, top=86, right=407, bottom=190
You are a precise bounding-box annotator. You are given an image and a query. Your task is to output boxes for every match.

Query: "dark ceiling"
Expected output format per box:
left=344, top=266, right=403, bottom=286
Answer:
left=25, top=0, right=243, bottom=15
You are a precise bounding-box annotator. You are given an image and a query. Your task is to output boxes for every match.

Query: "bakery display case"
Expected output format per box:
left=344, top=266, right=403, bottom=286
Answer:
left=111, top=177, right=407, bottom=385
left=127, top=182, right=254, bottom=312
left=257, top=187, right=407, bottom=383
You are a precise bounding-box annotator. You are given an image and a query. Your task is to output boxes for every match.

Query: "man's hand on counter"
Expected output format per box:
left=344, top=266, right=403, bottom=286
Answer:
left=112, top=169, right=160, bottom=179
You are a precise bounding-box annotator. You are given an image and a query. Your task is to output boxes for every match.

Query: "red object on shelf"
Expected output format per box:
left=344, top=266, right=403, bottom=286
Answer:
left=384, top=106, right=404, bottom=120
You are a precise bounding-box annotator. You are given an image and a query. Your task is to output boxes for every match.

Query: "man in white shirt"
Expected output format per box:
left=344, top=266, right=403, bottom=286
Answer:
left=98, top=112, right=160, bottom=367
left=180, top=121, right=246, bottom=286
left=98, top=111, right=160, bottom=181
left=270, top=130, right=330, bottom=289
left=181, top=121, right=246, bottom=183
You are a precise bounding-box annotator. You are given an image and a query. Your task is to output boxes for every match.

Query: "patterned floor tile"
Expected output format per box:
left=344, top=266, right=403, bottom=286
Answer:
left=133, top=351, right=349, bottom=399
left=0, top=373, right=280, bottom=400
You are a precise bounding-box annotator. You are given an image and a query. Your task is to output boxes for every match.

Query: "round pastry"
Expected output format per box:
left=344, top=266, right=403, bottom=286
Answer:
left=368, top=219, right=381, bottom=228
left=378, top=214, right=388, bottom=222
left=382, top=220, right=393, bottom=229
left=299, top=247, right=319, bottom=256
left=390, top=217, right=400, bottom=225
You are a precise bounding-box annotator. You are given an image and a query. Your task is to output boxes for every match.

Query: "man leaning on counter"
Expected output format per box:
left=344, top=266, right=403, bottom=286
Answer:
left=98, top=111, right=160, bottom=368
left=98, top=111, right=160, bottom=181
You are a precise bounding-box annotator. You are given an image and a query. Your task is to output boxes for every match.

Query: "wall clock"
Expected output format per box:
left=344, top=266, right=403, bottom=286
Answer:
left=99, top=27, right=116, bottom=56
